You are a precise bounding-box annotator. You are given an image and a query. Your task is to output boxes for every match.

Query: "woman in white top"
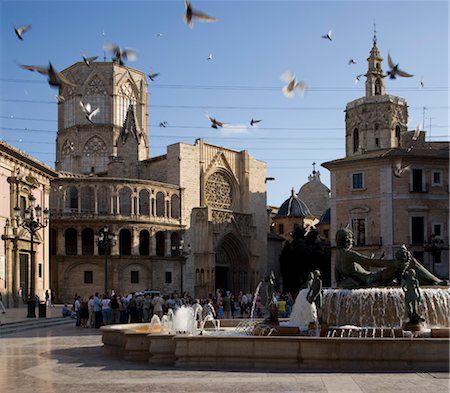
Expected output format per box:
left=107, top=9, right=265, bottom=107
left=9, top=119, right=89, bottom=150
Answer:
left=101, top=295, right=111, bottom=325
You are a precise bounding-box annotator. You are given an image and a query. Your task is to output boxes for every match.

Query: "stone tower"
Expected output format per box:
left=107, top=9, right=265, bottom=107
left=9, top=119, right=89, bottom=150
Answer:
left=345, top=33, right=408, bottom=157
left=55, top=61, right=149, bottom=175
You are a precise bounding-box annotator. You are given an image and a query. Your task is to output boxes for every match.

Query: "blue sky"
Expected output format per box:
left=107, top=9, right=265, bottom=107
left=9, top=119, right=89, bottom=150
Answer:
left=1, top=0, right=448, bottom=207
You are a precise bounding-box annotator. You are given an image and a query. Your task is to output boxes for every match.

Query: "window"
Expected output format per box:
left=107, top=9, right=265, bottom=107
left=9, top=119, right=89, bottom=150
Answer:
left=411, top=169, right=424, bottom=192
left=352, top=173, right=364, bottom=190
left=119, top=228, right=132, bottom=255
left=353, top=128, right=359, bottom=153
left=432, top=171, right=442, bottom=186
left=84, top=271, right=93, bottom=284
left=433, top=224, right=442, bottom=238
left=139, top=230, right=150, bottom=256
left=323, top=229, right=329, bottom=239
left=278, top=224, right=284, bottom=235
left=395, top=125, right=401, bottom=146
left=131, top=271, right=139, bottom=284
left=65, top=228, right=77, bottom=255
left=352, top=218, right=366, bottom=246
left=155, top=231, right=165, bottom=256
left=38, top=263, right=42, bottom=278
left=411, top=216, right=424, bottom=244
left=165, top=271, right=172, bottom=284
left=82, top=228, right=94, bottom=255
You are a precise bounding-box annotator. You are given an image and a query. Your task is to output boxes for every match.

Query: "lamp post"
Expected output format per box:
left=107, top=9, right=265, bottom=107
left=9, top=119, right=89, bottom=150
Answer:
left=14, top=194, right=49, bottom=318
left=97, top=227, right=115, bottom=294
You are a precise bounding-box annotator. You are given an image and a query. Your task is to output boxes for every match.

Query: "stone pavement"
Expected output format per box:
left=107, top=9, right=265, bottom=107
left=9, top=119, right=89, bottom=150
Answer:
left=0, top=323, right=449, bottom=393
left=0, top=303, right=65, bottom=324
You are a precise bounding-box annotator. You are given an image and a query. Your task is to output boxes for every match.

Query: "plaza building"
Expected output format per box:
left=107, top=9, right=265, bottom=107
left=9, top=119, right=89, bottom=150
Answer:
left=0, top=141, right=58, bottom=307
left=323, top=36, right=449, bottom=286
left=49, top=60, right=268, bottom=301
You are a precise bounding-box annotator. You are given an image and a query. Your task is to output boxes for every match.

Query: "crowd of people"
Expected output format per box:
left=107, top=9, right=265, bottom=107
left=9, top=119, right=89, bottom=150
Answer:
left=63, top=289, right=297, bottom=328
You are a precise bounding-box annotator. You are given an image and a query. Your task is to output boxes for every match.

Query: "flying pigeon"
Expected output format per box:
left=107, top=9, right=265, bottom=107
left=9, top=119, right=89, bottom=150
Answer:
left=148, top=70, right=160, bottom=81
left=393, top=161, right=411, bottom=178
left=250, top=118, right=261, bottom=126
left=56, top=94, right=65, bottom=103
left=19, top=62, right=77, bottom=89
left=82, top=52, right=98, bottom=67
left=420, top=80, right=424, bottom=89
left=103, top=42, right=138, bottom=65
left=206, top=114, right=226, bottom=129
left=207, top=53, right=213, bottom=60
left=14, top=24, right=31, bottom=40
left=159, top=121, right=168, bottom=128
left=281, top=71, right=307, bottom=98
left=354, top=74, right=363, bottom=84
left=321, top=30, right=332, bottom=41
left=412, top=123, right=421, bottom=141
left=184, top=0, right=218, bottom=28
left=386, top=52, right=413, bottom=79
left=80, top=101, right=100, bottom=124
left=348, top=59, right=356, bottom=65
left=156, top=33, right=163, bottom=37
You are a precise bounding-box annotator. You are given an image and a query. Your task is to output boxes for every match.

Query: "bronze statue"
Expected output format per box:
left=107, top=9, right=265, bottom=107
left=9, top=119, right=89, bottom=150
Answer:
left=402, top=267, right=423, bottom=325
left=306, top=270, right=323, bottom=317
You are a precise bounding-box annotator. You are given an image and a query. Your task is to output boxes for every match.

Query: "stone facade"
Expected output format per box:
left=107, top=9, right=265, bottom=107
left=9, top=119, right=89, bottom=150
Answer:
left=50, top=61, right=268, bottom=301
left=0, top=141, right=58, bottom=307
left=323, top=38, right=449, bottom=286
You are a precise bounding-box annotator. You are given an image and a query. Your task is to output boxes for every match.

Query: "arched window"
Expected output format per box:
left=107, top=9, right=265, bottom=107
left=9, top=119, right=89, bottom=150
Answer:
left=171, top=194, right=180, bottom=218
left=139, top=189, right=150, bottom=215
left=170, top=232, right=180, bottom=256
left=65, top=228, right=77, bottom=255
left=139, top=230, right=150, bottom=256
left=81, top=136, right=108, bottom=174
left=66, top=186, right=78, bottom=212
left=156, top=192, right=165, bottom=217
left=119, top=228, right=132, bottom=255
left=82, top=228, right=94, bottom=255
left=80, top=186, right=95, bottom=213
left=353, top=128, right=359, bottom=153
left=119, top=187, right=132, bottom=216
left=375, top=78, right=382, bottom=95
left=395, top=125, right=401, bottom=146
left=155, top=231, right=165, bottom=257
left=205, top=172, right=233, bottom=210
left=97, top=186, right=110, bottom=214
left=60, top=139, right=74, bottom=172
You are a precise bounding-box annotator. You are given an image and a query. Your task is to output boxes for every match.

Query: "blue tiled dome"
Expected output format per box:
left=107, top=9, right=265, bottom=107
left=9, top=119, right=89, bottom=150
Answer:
left=275, top=189, right=312, bottom=218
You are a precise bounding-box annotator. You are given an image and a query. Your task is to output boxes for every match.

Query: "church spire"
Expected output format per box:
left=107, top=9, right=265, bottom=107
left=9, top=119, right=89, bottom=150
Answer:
left=365, top=26, right=385, bottom=97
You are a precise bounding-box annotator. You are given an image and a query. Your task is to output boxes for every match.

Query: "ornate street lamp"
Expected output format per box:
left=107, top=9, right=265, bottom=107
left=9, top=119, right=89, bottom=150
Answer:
left=13, top=194, right=49, bottom=318
left=97, top=227, right=115, bottom=294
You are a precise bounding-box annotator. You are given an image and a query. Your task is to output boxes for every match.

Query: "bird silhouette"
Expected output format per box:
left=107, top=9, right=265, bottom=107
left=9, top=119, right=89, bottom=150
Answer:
left=207, top=53, right=213, bottom=60
left=82, top=52, right=98, bottom=67
left=281, top=71, right=307, bottom=98
left=250, top=119, right=261, bottom=126
left=206, top=114, right=226, bottom=129
left=156, top=33, right=163, bottom=37
left=184, top=0, right=218, bottom=28
left=412, top=123, right=421, bottom=141
left=354, top=74, right=363, bottom=84
left=321, top=30, right=332, bottom=41
left=56, top=94, right=65, bottom=103
left=159, top=121, right=168, bottom=128
left=386, top=52, right=413, bottom=79
left=420, top=80, right=424, bottom=88
left=14, top=24, right=31, bottom=40
left=348, top=59, right=356, bottom=65
left=148, top=70, right=160, bottom=81
left=80, top=101, right=100, bottom=124
left=393, top=161, right=411, bottom=178
left=19, top=62, right=77, bottom=89
left=103, top=42, right=138, bottom=65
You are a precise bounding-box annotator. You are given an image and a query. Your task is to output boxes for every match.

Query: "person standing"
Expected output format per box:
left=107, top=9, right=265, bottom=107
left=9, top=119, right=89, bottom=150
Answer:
left=222, top=291, right=232, bottom=319
left=101, top=294, right=111, bottom=325
left=87, top=295, right=95, bottom=328
left=45, top=290, right=52, bottom=307
left=93, top=292, right=103, bottom=328
left=110, top=294, right=120, bottom=324
left=152, top=293, right=165, bottom=319
left=74, top=296, right=81, bottom=327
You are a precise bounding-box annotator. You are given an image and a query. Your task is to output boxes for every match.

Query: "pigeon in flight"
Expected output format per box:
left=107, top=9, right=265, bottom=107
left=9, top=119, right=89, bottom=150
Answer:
left=159, top=121, right=168, bottom=128
left=80, top=101, right=100, bottom=124
left=207, top=53, right=213, bottom=60
left=184, top=0, right=218, bottom=28
left=386, top=52, right=413, bottom=79
left=281, top=71, right=307, bottom=98
left=321, top=30, right=332, bottom=41
left=420, top=80, right=424, bottom=89
left=156, top=33, right=163, bottom=37
left=393, top=161, right=411, bottom=178
left=412, top=123, right=421, bottom=141
left=103, top=42, right=138, bottom=65
left=82, top=52, right=98, bottom=67
left=148, top=70, right=160, bottom=81
left=19, top=62, right=77, bottom=89
left=14, top=24, right=31, bottom=40
left=250, top=118, right=261, bottom=126
left=56, top=94, right=65, bottom=103
left=354, top=74, right=363, bottom=84
left=206, top=114, right=226, bottom=129
left=348, top=59, right=356, bottom=65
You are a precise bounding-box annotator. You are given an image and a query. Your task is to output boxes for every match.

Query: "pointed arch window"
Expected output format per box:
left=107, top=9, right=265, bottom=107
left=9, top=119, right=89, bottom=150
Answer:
left=82, top=136, right=108, bottom=174
left=375, top=78, right=382, bottom=95
left=353, top=128, right=359, bottom=153
left=395, top=125, right=401, bottom=146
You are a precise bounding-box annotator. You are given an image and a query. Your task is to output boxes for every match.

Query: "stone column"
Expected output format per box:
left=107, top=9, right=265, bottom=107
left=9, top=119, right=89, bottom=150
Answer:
left=150, top=229, right=156, bottom=256
left=94, top=186, right=98, bottom=214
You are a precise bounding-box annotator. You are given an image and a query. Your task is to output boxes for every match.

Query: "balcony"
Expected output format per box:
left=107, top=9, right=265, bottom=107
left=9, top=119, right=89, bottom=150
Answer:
left=409, top=183, right=429, bottom=193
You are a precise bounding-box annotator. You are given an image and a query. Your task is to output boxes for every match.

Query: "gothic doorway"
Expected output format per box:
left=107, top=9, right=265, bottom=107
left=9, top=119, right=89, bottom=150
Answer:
left=215, top=232, right=249, bottom=294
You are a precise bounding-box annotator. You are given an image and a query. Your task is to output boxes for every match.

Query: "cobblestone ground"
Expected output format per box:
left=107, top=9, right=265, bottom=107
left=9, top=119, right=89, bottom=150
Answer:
left=0, top=324, right=449, bottom=393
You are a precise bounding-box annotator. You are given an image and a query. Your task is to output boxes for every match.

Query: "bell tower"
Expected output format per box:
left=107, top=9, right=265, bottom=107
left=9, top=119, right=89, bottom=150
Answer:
left=344, top=31, right=408, bottom=158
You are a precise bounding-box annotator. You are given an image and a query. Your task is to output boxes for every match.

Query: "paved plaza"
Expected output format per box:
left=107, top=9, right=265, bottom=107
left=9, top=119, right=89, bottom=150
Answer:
left=0, top=317, right=449, bottom=393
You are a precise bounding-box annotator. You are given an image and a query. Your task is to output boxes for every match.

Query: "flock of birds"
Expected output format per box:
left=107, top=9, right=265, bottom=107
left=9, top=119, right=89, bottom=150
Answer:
left=13, top=1, right=423, bottom=178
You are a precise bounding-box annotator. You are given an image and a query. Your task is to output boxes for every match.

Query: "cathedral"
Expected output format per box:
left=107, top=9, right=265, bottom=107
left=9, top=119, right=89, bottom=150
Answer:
left=49, top=60, right=268, bottom=301
left=323, top=35, right=449, bottom=284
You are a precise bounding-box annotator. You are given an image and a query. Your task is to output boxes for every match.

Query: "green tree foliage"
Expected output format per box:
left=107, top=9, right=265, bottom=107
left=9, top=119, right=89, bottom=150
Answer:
left=280, top=226, right=331, bottom=294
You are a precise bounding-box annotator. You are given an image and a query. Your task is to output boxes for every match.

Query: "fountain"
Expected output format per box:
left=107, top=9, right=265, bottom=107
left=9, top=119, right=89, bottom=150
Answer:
left=101, top=234, right=449, bottom=371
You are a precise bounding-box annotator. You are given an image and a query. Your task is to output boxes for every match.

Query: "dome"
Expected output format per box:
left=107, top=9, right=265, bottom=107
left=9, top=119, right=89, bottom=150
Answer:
left=298, top=170, right=330, bottom=217
left=275, top=189, right=312, bottom=218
